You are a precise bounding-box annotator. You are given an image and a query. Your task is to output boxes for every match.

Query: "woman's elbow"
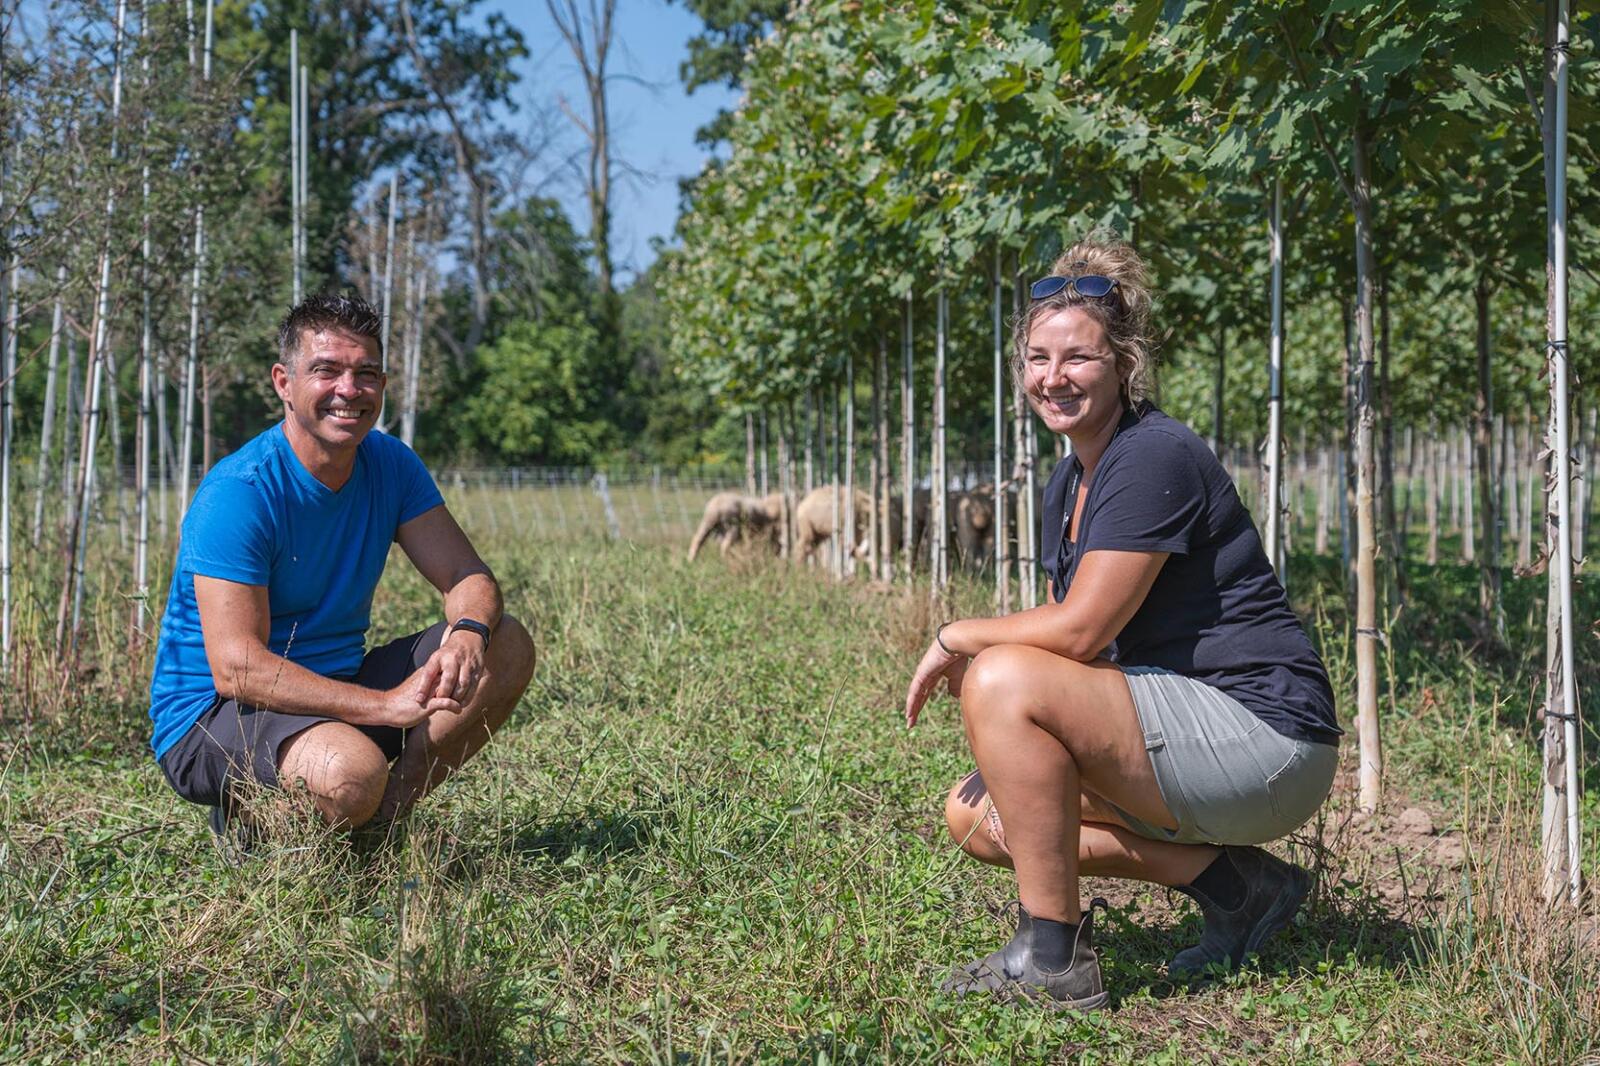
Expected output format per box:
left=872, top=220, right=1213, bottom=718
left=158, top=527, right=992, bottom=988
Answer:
left=1056, top=628, right=1110, bottom=662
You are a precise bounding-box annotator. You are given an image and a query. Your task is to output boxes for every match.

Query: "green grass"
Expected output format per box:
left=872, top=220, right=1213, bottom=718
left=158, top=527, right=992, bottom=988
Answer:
left=0, top=530, right=1596, bottom=1063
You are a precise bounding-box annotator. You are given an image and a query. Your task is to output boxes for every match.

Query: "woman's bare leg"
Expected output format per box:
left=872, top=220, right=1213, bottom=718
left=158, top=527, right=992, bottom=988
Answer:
left=945, top=771, right=1219, bottom=885
left=957, top=645, right=1217, bottom=923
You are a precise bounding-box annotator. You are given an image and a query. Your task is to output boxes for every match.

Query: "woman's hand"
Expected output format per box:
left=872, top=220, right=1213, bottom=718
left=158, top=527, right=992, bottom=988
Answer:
left=904, top=637, right=969, bottom=728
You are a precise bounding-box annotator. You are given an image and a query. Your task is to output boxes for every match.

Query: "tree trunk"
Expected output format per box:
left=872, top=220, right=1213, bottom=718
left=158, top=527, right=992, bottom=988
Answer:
left=105, top=344, right=127, bottom=548
left=178, top=3, right=213, bottom=516
left=397, top=223, right=417, bottom=444
left=201, top=369, right=213, bottom=474
left=376, top=175, right=398, bottom=429
left=1509, top=413, right=1526, bottom=568
left=806, top=388, right=816, bottom=494
left=1212, top=319, right=1226, bottom=455
left=290, top=29, right=302, bottom=302
left=1341, top=303, right=1356, bottom=594
left=1574, top=401, right=1593, bottom=561
left=777, top=404, right=792, bottom=560
left=1473, top=278, right=1503, bottom=640
left=1350, top=122, right=1383, bottom=814
left=546, top=0, right=616, bottom=296
left=758, top=410, right=769, bottom=496
left=402, top=232, right=429, bottom=448
left=1265, top=180, right=1286, bottom=578
left=844, top=357, right=856, bottom=581
left=1399, top=425, right=1416, bottom=553
left=1462, top=427, right=1476, bottom=562
left=136, top=67, right=154, bottom=633
left=57, top=0, right=130, bottom=652
left=870, top=342, right=881, bottom=579
left=64, top=329, right=79, bottom=535
left=1315, top=443, right=1331, bottom=556
left=830, top=381, right=842, bottom=579
left=1521, top=411, right=1536, bottom=569
left=32, top=266, right=65, bottom=547
left=1541, top=0, right=1580, bottom=904
left=1, top=210, right=15, bottom=666
left=1379, top=275, right=1402, bottom=595
left=1426, top=432, right=1441, bottom=565
left=932, top=284, right=948, bottom=596
left=876, top=333, right=890, bottom=582
left=744, top=411, right=756, bottom=496
left=994, top=248, right=1008, bottom=609
left=901, top=294, right=914, bottom=578
left=396, top=0, right=489, bottom=349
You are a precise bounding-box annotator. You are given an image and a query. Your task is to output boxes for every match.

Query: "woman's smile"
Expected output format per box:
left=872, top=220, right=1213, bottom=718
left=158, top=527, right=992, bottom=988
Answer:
left=1024, top=308, right=1123, bottom=441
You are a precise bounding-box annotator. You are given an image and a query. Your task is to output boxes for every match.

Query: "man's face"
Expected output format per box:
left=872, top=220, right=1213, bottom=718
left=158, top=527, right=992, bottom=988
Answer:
left=271, top=329, right=385, bottom=451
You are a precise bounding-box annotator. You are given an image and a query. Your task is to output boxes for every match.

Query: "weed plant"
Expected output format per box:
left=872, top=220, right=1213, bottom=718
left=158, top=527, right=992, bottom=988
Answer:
left=0, top=526, right=1595, bottom=1062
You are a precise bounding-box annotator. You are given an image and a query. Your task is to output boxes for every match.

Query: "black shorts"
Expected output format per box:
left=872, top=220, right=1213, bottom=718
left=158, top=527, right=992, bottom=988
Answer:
left=158, top=622, right=447, bottom=808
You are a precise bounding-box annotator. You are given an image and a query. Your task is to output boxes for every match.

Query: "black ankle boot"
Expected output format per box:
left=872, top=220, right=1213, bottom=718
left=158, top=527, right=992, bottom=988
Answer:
left=1169, top=846, right=1310, bottom=978
left=942, top=899, right=1110, bottom=1011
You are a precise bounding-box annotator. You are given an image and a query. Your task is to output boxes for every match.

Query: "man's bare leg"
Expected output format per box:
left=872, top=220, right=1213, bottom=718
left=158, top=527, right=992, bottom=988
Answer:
left=277, top=723, right=391, bottom=827
left=379, top=615, right=537, bottom=819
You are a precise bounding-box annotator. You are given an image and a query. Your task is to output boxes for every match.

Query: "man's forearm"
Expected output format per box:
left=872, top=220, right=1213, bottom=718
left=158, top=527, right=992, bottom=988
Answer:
left=218, top=645, right=387, bottom=724
left=444, top=572, right=502, bottom=634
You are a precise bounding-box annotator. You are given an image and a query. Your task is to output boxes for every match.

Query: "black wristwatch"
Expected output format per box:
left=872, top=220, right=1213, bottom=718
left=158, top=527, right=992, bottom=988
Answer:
left=450, top=618, right=492, bottom=648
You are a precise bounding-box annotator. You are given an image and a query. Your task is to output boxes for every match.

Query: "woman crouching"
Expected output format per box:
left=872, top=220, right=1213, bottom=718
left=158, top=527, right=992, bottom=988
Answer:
left=904, top=236, right=1340, bottom=1010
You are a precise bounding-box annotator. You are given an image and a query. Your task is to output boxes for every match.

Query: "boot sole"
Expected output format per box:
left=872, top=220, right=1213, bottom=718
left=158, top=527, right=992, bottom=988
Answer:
left=1037, top=989, right=1110, bottom=1013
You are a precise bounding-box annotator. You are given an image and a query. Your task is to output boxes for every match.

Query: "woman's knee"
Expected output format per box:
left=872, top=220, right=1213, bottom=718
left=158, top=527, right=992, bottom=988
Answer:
left=943, top=774, right=983, bottom=847
left=959, top=645, right=1036, bottom=717
left=945, top=771, right=1015, bottom=859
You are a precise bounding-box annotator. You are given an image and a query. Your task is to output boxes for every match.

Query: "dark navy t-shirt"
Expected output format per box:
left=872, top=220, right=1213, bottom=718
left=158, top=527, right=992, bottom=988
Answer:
left=1041, top=404, right=1340, bottom=746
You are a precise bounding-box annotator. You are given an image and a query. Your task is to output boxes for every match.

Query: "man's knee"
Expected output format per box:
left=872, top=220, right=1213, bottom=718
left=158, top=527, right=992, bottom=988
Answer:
left=491, top=614, right=536, bottom=696
left=280, top=725, right=389, bottom=828
left=324, top=755, right=387, bottom=827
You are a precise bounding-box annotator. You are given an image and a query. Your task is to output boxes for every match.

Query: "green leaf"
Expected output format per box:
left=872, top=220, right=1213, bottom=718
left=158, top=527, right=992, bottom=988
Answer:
left=1123, top=0, right=1164, bottom=61
left=1176, top=55, right=1208, bottom=95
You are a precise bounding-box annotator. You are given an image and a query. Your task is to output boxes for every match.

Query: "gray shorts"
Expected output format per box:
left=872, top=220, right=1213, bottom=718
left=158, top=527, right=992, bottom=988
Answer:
left=1107, top=667, right=1338, bottom=846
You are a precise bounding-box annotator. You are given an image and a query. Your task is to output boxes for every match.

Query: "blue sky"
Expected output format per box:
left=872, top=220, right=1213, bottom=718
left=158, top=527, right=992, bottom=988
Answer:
left=498, top=1, right=739, bottom=286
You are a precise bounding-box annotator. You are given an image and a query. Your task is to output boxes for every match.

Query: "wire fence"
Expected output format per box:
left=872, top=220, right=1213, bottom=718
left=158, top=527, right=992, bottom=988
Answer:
left=435, top=467, right=747, bottom=546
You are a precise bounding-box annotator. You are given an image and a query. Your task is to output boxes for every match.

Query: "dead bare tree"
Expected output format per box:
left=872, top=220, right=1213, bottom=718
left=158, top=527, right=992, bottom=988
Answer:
left=397, top=0, right=492, bottom=351
left=545, top=0, right=616, bottom=297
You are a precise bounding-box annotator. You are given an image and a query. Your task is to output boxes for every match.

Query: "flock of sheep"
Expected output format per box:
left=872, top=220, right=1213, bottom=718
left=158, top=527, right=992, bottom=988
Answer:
left=686, top=484, right=1016, bottom=572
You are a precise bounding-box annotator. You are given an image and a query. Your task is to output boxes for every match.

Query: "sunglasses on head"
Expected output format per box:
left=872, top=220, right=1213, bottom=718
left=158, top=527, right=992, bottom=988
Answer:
left=1029, top=274, right=1120, bottom=302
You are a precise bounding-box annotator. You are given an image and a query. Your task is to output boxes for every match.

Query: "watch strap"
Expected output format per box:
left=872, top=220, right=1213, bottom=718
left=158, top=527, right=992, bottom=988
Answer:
left=449, top=618, right=492, bottom=647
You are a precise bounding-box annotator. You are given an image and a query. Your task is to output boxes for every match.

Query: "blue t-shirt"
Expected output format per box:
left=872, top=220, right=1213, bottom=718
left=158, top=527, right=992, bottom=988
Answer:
left=1041, top=404, right=1340, bottom=746
left=147, top=423, right=445, bottom=758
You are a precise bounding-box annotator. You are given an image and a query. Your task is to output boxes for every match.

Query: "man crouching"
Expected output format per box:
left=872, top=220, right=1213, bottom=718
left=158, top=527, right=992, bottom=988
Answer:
left=148, top=293, right=535, bottom=839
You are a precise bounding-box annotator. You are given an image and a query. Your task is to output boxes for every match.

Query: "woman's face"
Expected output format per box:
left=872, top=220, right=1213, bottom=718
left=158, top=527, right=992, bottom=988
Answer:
left=1022, top=307, right=1125, bottom=440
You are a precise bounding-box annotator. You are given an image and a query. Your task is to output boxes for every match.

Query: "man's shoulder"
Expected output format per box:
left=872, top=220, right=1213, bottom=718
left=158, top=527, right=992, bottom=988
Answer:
left=359, top=427, right=430, bottom=474
left=192, top=429, right=281, bottom=504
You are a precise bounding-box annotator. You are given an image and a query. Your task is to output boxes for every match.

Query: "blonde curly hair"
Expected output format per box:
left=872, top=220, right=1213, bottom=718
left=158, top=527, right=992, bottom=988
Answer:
left=1010, top=234, right=1158, bottom=406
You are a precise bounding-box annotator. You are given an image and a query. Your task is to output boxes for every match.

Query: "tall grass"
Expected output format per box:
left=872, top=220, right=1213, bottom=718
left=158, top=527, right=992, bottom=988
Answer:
left=0, top=504, right=1594, bottom=1061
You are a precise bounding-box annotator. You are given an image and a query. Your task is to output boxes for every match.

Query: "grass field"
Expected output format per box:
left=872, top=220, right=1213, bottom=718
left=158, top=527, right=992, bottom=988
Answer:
left=1, top=522, right=1597, bottom=1063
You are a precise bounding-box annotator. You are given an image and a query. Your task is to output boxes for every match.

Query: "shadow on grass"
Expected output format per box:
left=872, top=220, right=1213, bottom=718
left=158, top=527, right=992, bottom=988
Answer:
left=1096, top=890, right=1419, bottom=1007
left=504, top=808, right=663, bottom=863
left=423, top=807, right=668, bottom=886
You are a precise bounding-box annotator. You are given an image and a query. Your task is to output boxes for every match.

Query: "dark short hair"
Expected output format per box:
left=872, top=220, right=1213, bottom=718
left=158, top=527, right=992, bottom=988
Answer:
left=277, top=292, right=383, bottom=369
